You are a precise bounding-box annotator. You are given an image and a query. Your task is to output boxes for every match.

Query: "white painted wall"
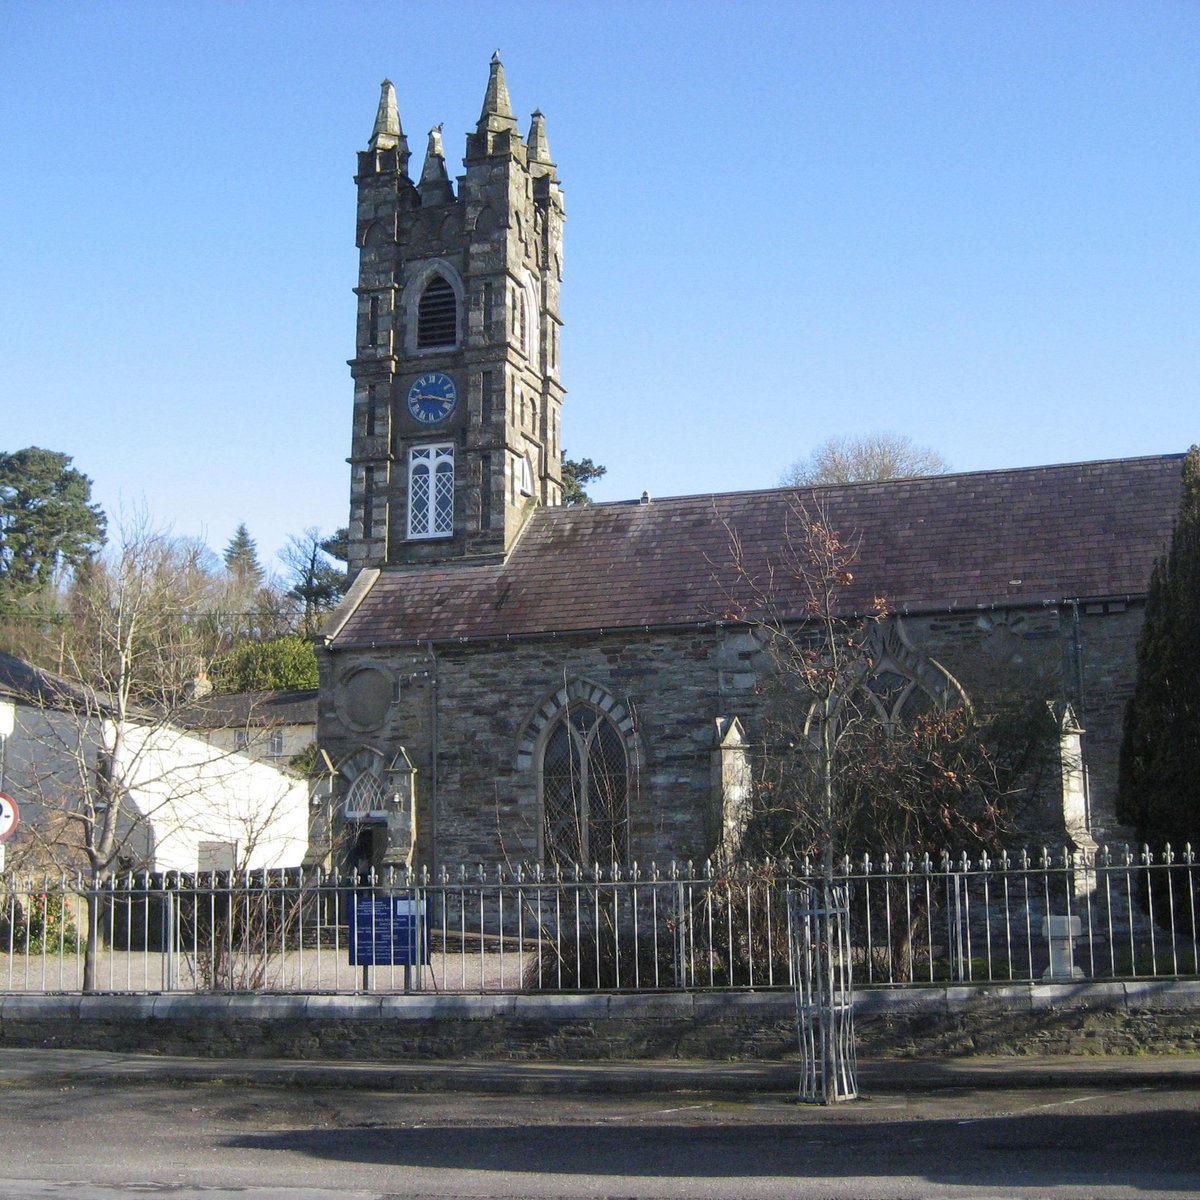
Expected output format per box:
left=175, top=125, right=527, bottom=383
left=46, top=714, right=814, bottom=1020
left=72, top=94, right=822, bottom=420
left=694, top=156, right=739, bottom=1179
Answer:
left=0, top=697, right=310, bottom=874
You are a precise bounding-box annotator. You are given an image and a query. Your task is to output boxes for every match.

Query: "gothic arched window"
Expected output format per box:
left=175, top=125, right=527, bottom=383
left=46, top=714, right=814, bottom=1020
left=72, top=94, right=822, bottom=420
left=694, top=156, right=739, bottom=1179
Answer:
left=344, top=770, right=386, bottom=817
left=416, top=275, right=457, bottom=348
left=850, top=617, right=969, bottom=735
left=514, top=288, right=526, bottom=347
left=542, top=705, right=629, bottom=866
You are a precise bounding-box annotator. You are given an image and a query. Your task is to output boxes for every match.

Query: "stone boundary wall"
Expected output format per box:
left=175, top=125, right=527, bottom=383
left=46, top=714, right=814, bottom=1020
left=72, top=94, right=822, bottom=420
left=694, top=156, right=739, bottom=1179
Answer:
left=1, top=982, right=1197, bottom=1060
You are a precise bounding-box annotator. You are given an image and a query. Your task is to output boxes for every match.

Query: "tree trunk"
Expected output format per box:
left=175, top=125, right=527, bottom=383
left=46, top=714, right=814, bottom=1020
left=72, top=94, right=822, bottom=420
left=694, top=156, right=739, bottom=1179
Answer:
left=82, top=886, right=102, bottom=992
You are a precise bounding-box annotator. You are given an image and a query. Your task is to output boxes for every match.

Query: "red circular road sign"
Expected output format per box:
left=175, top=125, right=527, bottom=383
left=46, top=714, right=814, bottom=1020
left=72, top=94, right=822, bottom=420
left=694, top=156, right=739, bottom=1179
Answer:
left=0, top=793, right=19, bottom=842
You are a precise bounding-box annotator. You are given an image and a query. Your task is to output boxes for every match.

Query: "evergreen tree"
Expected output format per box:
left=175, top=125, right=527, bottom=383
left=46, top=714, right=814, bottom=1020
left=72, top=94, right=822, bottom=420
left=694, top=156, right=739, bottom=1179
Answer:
left=1117, top=446, right=1200, bottom=850
left=0, top=447, right=106, bottom=600
left=280, top=527, right=348, bottom=636
left=562, top=455, right=607, bottom=505
left=212, top=634, right=319, bottom=693
left=223, top=523, right=263, bottom=588
left=319, top=527, right=349, bottom=564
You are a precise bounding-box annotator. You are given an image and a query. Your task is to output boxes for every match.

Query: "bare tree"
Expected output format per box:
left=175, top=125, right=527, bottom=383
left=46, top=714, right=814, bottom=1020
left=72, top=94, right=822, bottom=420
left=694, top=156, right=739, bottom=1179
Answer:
left=781, top=433, right=949, bottom=487
left=4, top=516, right=309, bottom=988
left=719, top=495, right=1053, bottom=1101
left=721, top=494, right=1044, bottom=870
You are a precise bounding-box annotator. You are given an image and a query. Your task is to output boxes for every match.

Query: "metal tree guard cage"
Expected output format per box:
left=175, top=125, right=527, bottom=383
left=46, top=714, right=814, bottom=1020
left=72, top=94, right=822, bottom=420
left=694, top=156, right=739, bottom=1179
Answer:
left=788, top=882, right=858, bottom=1103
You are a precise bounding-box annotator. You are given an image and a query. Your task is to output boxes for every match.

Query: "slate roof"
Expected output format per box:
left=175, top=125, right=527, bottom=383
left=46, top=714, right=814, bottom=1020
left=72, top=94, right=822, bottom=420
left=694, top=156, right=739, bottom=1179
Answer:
left=327, top=454, right=1185, bottom=649
left=0, top=649, right=93, bottom=710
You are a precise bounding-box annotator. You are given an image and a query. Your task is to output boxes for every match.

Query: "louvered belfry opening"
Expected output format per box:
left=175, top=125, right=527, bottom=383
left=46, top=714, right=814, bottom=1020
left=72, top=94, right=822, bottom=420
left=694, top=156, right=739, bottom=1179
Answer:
left=542, top=705, right=629, bottom=866
left=416, top=276, right=457, bottom=347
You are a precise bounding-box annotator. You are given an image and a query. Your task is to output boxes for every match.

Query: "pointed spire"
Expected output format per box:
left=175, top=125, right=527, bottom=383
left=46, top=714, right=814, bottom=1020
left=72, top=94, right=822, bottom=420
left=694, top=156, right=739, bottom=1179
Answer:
left=420, top=125, right=447, bottom=183
left=526, top=109, right=554, bottom=167
left=418, top=125, right=454, bottom=203
left=369, top=79, right=404, bottom=150
left=477, top=50, right=518, bottom=134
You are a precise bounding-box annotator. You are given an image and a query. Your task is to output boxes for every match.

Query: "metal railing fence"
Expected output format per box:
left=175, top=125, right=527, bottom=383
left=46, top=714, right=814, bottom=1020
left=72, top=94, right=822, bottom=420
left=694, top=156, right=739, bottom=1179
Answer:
left=1, top=845, right=1196, bottom=995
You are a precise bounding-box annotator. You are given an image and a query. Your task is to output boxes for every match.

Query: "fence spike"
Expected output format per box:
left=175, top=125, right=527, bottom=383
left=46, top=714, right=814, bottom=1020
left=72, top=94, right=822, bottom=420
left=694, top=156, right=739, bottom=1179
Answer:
left=7, top=853, right=1200, bottom=996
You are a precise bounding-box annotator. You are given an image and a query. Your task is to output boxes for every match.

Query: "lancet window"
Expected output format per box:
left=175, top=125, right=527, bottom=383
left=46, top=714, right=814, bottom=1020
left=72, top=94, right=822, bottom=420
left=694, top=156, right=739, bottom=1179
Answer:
left=541, top=704, right=629, bottom=866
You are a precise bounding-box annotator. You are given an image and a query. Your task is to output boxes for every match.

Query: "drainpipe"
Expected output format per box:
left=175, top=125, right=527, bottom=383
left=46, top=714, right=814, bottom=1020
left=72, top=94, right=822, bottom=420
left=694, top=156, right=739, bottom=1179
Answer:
left=1068, top=600, right=1092, bottom=831
left=426, top=641, right=439, bottom=875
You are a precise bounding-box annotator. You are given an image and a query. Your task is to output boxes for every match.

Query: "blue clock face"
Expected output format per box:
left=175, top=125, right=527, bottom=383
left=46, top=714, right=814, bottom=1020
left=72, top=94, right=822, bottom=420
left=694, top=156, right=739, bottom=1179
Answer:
left=406, top=372, right=458, bottom=424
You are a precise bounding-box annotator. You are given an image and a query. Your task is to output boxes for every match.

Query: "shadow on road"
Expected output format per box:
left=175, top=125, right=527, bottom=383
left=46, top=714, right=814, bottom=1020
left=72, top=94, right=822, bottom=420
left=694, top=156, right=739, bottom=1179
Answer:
left=228, top=1108, right=1200, bottom=1190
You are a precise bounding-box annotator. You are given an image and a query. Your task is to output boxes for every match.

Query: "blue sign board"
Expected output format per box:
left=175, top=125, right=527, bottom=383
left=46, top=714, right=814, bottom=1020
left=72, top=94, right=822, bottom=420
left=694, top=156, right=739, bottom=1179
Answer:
left=349, top=894, right=430, bottom=967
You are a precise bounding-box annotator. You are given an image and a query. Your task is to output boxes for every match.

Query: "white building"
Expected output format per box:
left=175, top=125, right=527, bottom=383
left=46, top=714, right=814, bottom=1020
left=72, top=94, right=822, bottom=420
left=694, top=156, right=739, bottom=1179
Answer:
left=0, top=651, right=311, bottom=875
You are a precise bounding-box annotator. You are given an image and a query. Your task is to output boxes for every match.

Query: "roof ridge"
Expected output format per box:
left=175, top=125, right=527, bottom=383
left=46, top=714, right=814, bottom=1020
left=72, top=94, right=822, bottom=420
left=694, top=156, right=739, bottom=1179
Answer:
left=565, top=451, right=1186, bottom=510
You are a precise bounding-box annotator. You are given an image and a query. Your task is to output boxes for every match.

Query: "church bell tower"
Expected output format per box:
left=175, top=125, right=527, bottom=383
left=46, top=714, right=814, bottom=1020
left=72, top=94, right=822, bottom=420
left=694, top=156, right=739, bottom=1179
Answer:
left=346, top=54, right=566, bottom=573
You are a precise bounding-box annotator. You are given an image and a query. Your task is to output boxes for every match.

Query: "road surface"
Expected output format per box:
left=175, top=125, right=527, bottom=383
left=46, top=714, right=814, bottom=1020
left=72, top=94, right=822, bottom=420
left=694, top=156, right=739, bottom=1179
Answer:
left=0, top=1071, right=1197, bottom=1198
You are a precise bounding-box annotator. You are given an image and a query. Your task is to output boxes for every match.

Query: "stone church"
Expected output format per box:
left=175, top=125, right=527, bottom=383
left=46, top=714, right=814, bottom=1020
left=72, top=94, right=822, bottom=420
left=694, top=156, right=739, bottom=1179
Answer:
left=314, top=56, right=1184, bottom=874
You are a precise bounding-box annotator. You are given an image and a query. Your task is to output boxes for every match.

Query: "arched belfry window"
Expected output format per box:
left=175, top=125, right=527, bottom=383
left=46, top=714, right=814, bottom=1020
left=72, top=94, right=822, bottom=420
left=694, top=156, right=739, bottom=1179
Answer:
left=542, top=704, right=629, bottom=866
left=517, top=273, right=539, bottom=361
left=416, top=275, right=457, bottom=348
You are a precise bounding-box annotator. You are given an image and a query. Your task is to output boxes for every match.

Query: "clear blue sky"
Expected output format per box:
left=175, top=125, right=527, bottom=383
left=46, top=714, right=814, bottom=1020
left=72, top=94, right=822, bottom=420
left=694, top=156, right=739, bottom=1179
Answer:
left=2, top=1, right=1197, bottom=570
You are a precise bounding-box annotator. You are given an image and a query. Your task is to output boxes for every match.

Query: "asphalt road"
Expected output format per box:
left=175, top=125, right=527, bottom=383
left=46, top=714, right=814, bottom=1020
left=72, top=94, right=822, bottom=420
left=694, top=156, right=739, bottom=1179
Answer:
left=1, top=1069, right=1198, bottom=1199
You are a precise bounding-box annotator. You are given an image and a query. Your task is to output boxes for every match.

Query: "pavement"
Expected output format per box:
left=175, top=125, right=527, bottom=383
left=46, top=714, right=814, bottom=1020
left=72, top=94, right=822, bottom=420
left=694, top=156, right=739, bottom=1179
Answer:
left=1, top=1045, right=1198, bottom=1096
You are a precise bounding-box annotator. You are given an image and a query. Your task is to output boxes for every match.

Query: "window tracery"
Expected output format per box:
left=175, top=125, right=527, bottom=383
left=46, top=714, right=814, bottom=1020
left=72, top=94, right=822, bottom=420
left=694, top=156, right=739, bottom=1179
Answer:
left=542, top=704, right=629, bottom=866
left=516, top=680, right=641, bottom=867
left=847, top=617, right=969, bottom=732
left=408, top=444, right=454, bottom=538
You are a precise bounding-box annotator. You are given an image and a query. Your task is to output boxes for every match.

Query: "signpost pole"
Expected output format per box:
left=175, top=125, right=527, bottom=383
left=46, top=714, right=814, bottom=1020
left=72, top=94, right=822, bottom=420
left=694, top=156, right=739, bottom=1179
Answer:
left=0, top=794, right=20, bottom=877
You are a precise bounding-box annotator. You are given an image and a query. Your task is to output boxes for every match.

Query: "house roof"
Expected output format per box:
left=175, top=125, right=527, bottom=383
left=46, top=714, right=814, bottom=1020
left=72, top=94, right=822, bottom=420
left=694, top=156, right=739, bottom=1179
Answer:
left=0, top=649, right=91, bottom=709
left=0, top=651, right=318, bottom=732
left=326, top=454, right=1185, bottom=650
left=175, top=689, right=319, bottom=731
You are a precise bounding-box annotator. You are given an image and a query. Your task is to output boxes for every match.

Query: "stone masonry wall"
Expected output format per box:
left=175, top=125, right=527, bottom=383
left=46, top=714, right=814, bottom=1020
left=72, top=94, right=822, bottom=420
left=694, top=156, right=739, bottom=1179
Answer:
left=317, top=600, right=1146, bottom=870
left=321, top=628, right=754, bottom=869
left=897, top=604, right=1146, bottom=838
left=2, top=983, right=1197, bottom=1061
left=1075, top=604, right=1144, bottom=839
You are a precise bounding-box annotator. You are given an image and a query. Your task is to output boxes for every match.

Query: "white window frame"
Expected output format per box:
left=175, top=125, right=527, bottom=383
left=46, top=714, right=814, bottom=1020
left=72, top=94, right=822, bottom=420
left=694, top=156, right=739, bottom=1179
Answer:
left=408, top=443, right=455, bottom=539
